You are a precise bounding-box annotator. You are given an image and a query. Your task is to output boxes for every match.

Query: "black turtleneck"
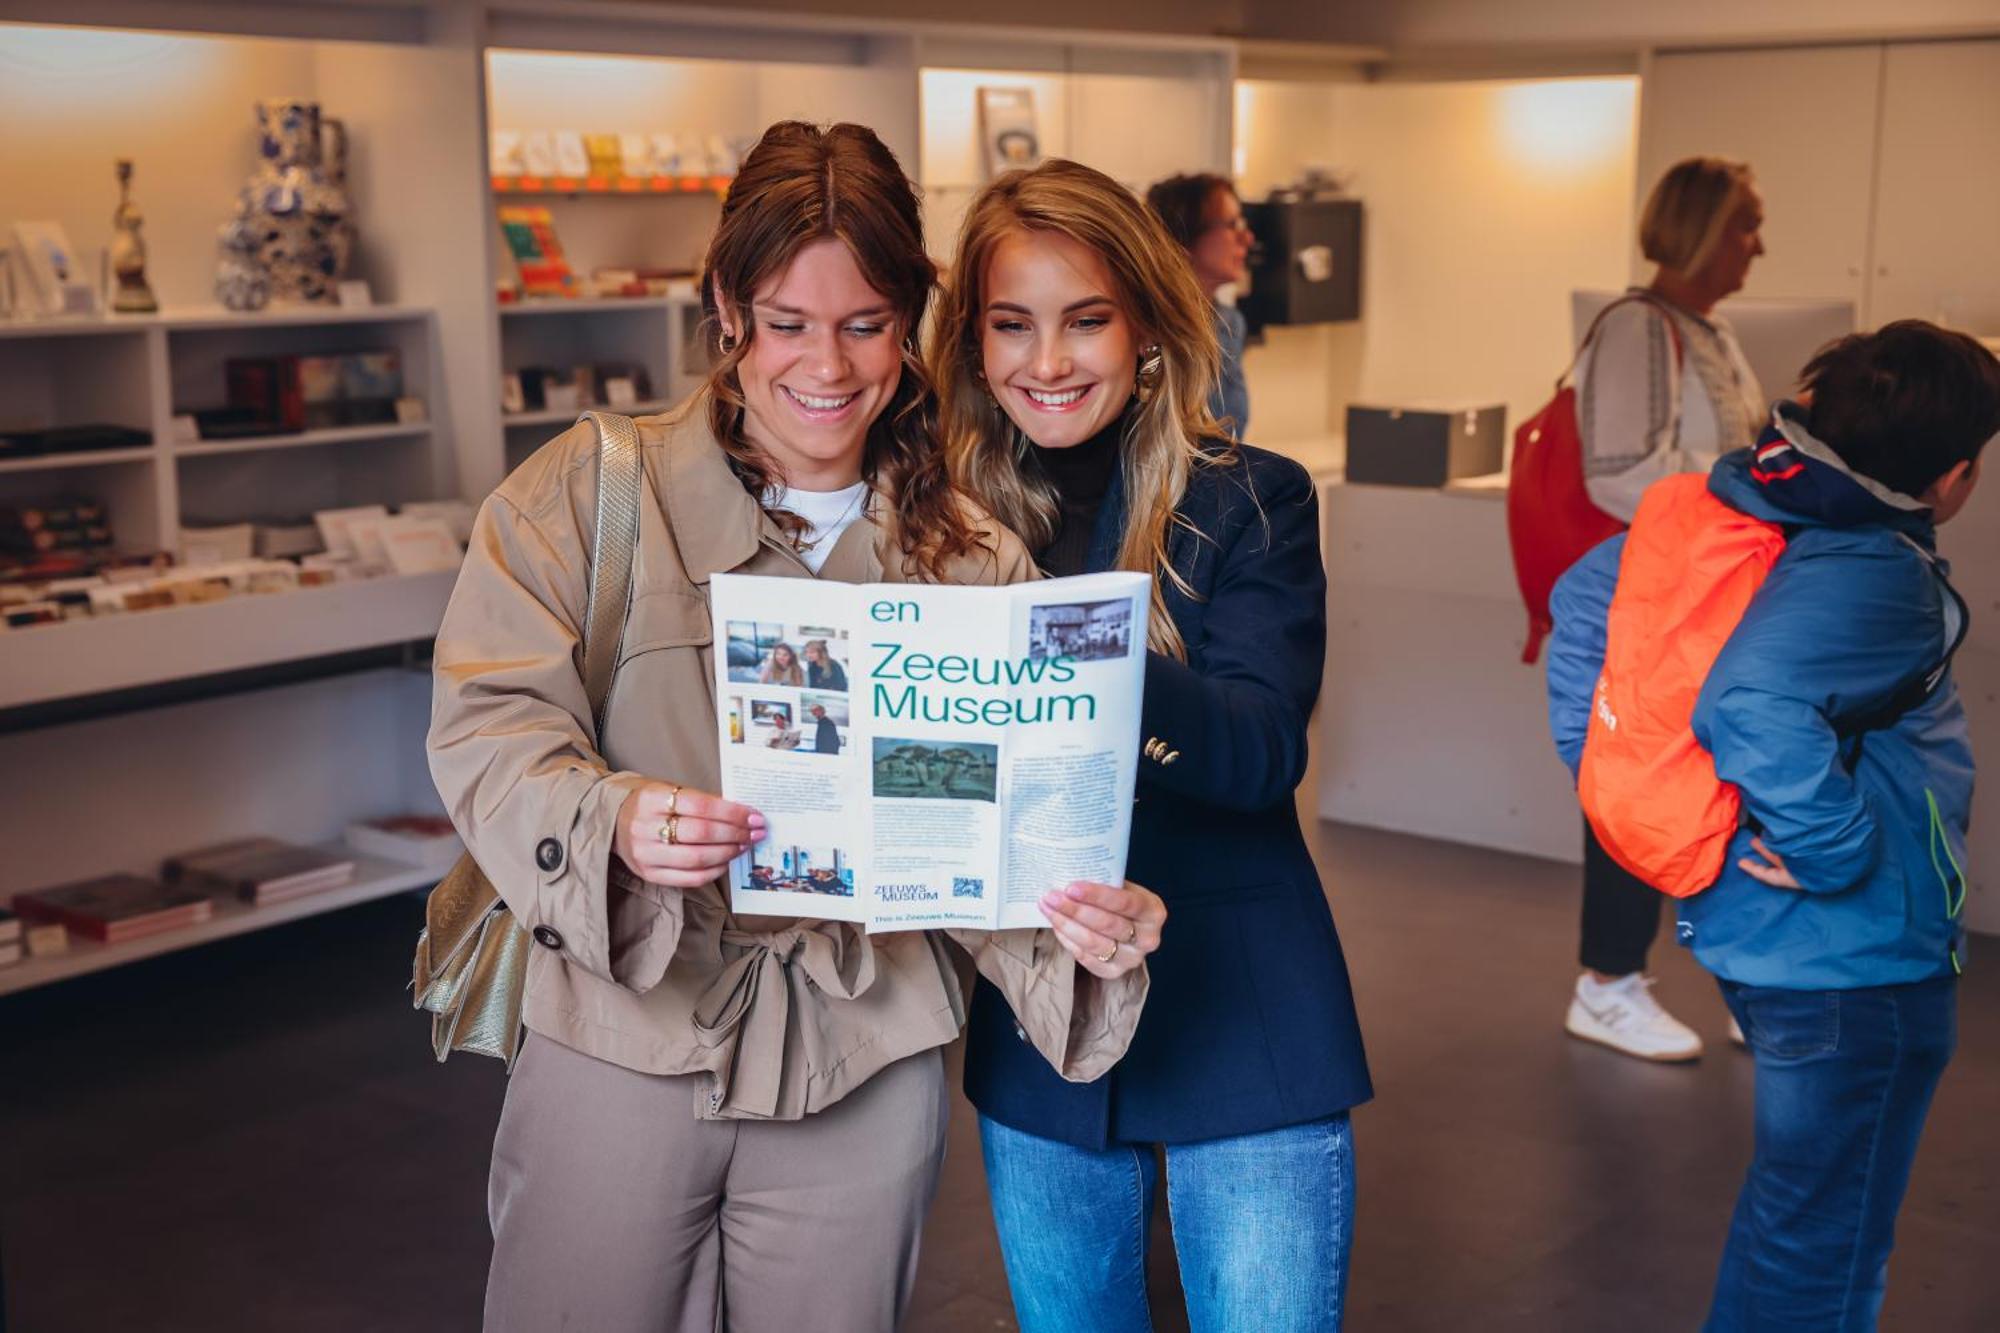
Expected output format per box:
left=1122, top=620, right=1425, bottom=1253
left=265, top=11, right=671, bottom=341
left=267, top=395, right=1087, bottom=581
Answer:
left=1030, top=415, right=1124, bottom=578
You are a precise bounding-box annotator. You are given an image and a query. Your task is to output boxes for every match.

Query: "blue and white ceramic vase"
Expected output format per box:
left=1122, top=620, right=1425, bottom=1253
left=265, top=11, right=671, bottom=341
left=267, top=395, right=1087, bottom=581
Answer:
left=214, top=215, right=270, bottom=312
left=233, top=100, right=353, bottom=305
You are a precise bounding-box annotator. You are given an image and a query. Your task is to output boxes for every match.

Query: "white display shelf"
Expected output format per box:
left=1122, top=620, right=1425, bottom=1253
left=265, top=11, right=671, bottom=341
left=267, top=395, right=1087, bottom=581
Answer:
left=504, top=400, right=673, bottom=428
left=0, top=569, right=458, bottom=712
left=0, top=318, right=151, bottom=341
left=155, top=304, right=433, bottom=332
left=0, top=446, right=156, bottom=474
left=0, top=849, right=442, bottom=997
left=0, top=306, right=432, bottom=339
left=174, top=422, right=434, bottom=458
left=500, top=296, right=693, bottom=317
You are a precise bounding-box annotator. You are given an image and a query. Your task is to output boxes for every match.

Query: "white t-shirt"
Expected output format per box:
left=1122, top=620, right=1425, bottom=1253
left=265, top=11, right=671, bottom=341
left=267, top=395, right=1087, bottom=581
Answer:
left=768, top=480, right=868, bottom=574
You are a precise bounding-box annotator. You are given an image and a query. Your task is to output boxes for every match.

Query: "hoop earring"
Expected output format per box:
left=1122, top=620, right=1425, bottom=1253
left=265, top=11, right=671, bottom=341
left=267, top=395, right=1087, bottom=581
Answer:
left=1133, top=346, right=1164, bottom=405
left=717, top=329, right=738, bottom=355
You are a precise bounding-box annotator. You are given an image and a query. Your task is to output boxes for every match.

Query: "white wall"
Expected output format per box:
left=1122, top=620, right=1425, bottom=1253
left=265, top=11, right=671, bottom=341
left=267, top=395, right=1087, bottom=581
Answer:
left=1235, top=75, right=1639, bottom=456
left=1232, top=79, right=1356, bottom=445
left=0, top=26, right=319, bottom=310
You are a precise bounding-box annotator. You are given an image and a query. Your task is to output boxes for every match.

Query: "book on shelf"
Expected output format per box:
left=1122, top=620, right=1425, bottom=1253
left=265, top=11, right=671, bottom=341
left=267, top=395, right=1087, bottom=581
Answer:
left=0, top=908, right=19, bottom=966
left=163, top=837, right=357, bottom=905
left=11, top=874, right=213, bottom=944
left=221, top=352, right=406, bottom=434
left=345, top=814, right=462, bottom=873
left=497, top=206, right=576, bottom=298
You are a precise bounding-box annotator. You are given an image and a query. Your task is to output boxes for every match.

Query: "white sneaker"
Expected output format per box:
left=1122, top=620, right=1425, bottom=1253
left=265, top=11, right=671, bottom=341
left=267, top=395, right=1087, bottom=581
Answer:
left=1565, top=973, right=1705, bottom=1062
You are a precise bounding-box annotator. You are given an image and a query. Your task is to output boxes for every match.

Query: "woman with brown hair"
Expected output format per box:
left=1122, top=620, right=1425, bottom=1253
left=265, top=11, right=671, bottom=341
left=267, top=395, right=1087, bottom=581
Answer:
left=932, top=159, right=1369, bottom=1331
left=429, top=122, right=1161, bottom=1333
left=756, top=639, right=804, bottom=685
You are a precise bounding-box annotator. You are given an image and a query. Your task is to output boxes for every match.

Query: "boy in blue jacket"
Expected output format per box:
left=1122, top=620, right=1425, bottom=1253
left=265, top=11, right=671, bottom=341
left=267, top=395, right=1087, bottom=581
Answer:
left=1547, top=321, right=2000, bottom=1331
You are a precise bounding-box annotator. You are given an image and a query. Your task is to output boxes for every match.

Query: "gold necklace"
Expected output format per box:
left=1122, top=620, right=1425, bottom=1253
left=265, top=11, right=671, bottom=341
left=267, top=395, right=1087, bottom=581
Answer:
left=789, top=484, right=867, bottom=553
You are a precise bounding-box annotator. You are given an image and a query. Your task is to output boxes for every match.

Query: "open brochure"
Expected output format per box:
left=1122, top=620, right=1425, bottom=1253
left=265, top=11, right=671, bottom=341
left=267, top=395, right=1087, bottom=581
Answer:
left=709, top=570, right=1149, bottom=932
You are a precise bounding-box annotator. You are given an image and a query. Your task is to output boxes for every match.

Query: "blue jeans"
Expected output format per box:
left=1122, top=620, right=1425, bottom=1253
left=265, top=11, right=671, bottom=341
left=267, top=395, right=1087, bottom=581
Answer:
left=1707, top=976, right=1956, bottom=1332
left=979, top=1112, right=1354, bottom=1332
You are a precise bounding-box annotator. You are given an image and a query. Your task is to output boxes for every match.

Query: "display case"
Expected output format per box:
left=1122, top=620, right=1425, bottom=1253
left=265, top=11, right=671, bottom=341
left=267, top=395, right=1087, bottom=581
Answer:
left=0, top=19, right=486, bottom=992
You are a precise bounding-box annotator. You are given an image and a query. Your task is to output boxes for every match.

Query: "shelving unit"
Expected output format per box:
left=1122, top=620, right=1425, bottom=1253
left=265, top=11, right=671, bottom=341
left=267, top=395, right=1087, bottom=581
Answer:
left=0, top=447, right=153, bottom=474
left=493, top=174, right=732, bottom=195
left=0, top=850, right=444, bottom=997
left=500, top=295, right=688, bottom=315
left=0, top=306, right=447, bottom=551
left=0, top=18, right=493, bottom=995
left=496, top=289, right=701, bottom=465
left=173, top=421, right=434, bottom=459
left=0, top=570, right=458, bottom=712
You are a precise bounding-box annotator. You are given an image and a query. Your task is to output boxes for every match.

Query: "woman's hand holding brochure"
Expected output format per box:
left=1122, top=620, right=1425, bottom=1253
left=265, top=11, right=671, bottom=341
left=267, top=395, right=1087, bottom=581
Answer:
left=614, top=781, right=766, bottom=889
left=1039, top=878, right=1166, bottom=978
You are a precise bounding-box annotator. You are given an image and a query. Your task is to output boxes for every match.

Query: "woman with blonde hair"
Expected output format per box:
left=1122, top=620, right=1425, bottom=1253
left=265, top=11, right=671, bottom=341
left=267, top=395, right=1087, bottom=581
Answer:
left=801, top=636, right=847, bottom=690
left=1560, top=155, right=1771, bottom=1064
left=933, top=158, right=1371, bottom=1331
left=429, top=123, right=1161, bottom=1333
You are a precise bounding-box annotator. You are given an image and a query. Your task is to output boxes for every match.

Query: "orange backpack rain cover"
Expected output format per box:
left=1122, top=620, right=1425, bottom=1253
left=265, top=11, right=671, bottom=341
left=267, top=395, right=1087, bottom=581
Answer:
left=1578, top=474, right=1788, bottom=897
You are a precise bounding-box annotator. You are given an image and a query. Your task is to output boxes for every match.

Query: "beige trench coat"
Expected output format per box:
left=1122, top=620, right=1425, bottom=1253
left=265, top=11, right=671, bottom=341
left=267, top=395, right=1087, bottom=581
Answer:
left=428, top=405, right=1147, bottom=1119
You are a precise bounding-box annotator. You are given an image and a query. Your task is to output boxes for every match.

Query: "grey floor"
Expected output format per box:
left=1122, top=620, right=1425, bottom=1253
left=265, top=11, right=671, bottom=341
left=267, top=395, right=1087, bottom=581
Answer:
left=2, top=819, right=1995, bottom=1331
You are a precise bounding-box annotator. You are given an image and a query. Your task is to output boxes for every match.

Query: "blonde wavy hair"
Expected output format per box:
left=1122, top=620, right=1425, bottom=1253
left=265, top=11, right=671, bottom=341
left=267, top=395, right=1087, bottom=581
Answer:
left=929, top=159, right=1228, bottom=659
left=1639, top=156, right=1756, bottom=278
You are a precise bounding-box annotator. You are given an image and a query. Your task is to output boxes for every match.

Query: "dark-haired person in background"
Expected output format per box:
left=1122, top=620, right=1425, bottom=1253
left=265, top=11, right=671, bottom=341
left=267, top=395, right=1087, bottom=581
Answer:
left=1146, top=172, right=1253, bottom=439
left=1549, top=321, right=1999, bottom=1330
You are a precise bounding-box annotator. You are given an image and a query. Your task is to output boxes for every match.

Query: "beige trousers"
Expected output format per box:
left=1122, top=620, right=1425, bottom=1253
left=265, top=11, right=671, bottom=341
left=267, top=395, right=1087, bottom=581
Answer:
left=483, top=1032, right=949, bottom=1332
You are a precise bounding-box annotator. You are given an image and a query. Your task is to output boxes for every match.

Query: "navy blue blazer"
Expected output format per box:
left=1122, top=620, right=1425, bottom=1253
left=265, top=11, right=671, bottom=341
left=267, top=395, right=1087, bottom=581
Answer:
left=964, top=442, right=1373, bottom=1148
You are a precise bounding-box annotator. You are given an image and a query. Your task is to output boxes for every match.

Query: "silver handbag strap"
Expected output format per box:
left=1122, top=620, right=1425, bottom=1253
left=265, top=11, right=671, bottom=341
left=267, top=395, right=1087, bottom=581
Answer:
left=577, top=410, right=643, bottom=742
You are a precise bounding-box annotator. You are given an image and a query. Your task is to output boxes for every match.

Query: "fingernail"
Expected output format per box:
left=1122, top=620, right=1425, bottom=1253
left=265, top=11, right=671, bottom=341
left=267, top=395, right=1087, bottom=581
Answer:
left=1065, top=883, right=1087, bottom=899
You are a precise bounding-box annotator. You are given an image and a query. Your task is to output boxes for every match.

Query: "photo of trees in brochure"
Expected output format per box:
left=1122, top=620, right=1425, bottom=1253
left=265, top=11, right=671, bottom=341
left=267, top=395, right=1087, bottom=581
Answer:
left=871, top=738, right=999, bottom=802
left=1027, top=596, right=1134, bottom=662
left=747, top=841, right=855, bottom=896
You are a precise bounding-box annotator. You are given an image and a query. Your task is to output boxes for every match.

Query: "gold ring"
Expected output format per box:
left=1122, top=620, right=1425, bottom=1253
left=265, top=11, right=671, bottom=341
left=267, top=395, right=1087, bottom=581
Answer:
left=667, top=814, right=681, bottom=846
left=665, top=784, right=681, bottom=816
left=1123, top=923, right=1138, bottom=944
left=1095, top=943, right=1118, bottom=964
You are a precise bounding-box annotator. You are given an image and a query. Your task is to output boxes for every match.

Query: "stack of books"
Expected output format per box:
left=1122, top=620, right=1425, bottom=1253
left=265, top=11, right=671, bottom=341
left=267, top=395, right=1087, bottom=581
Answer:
left=11, top=874, right=213, bottom=944
left=163, top=838, right=357, bottom=905
left=0, top=909, right=20, bottom=967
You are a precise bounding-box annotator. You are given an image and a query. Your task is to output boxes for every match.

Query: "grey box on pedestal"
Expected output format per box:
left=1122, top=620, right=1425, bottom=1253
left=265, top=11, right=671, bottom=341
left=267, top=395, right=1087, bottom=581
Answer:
left=1344, top=403, right=1506, bottom=487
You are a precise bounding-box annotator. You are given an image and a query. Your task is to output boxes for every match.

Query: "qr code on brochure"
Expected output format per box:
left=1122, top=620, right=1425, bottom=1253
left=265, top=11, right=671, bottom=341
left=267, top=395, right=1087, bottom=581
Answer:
left=952, top=876, right=984, bottom=899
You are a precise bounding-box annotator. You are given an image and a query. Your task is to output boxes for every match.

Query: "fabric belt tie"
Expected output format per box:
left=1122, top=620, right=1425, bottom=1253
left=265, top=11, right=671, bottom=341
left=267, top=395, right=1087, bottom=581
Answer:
left=691, top=925, right=877, bottom=1118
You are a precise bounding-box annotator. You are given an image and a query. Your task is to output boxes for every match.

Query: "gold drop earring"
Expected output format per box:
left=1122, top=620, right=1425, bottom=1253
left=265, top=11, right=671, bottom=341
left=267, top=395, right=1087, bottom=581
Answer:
left=1133, top=346, right=1164, bottom=404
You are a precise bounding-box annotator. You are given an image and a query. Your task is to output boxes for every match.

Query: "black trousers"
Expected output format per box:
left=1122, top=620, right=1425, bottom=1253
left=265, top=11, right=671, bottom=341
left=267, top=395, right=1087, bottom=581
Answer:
left=1580, top=818, right=1662, bottom=976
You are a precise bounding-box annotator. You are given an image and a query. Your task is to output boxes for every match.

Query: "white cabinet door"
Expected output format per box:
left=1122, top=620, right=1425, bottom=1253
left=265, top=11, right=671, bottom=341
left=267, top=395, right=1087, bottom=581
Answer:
left=1637, top=46, right=1882, bottom=306
left=1869, top=39, right=2000, bottom=331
